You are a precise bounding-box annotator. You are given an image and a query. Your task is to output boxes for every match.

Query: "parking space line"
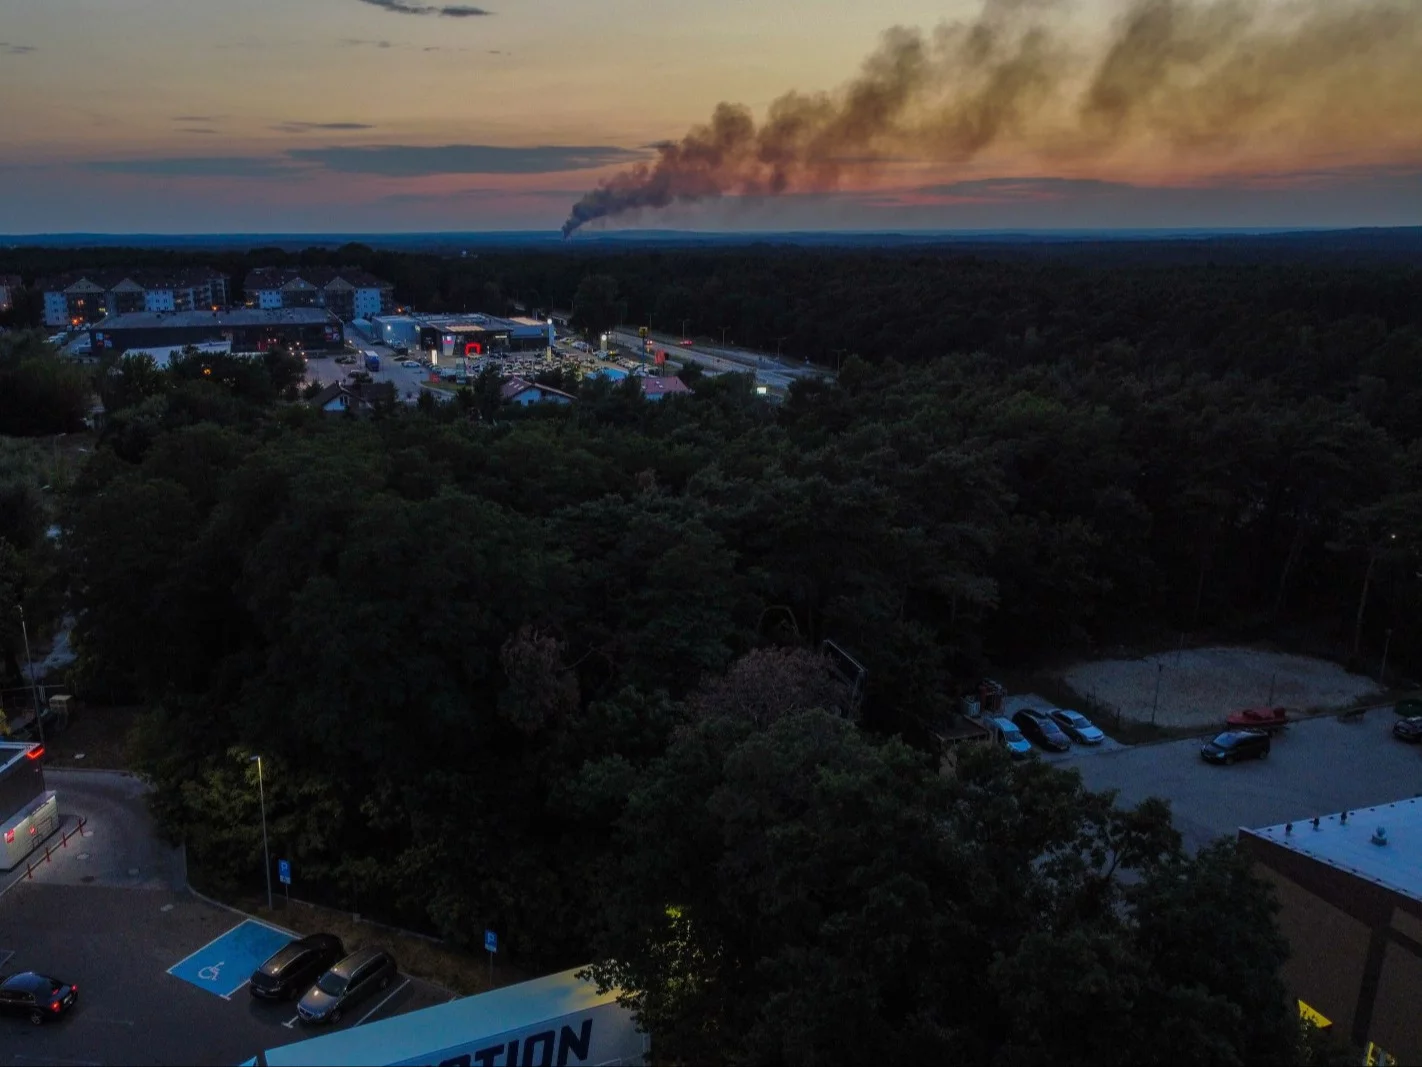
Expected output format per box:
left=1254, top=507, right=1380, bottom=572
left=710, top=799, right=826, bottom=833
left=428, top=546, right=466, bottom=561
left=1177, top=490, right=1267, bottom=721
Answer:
left=356, top=978, right=409, bottom=1027
left=0, top=948, right=13, bottom=971
left=282, top=1013, right=300, bottom=1029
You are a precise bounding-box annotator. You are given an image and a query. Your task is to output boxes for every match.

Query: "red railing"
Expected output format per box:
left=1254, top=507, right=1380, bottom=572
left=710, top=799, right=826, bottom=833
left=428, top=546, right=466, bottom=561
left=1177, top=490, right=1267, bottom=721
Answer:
left=24, top=815, right=87, bottom=880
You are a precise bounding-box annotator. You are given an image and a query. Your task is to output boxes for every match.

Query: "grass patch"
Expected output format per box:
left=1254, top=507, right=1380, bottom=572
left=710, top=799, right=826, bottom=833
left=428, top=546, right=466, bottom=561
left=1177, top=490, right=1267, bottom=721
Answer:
left=36, top=704, right=142, bottom=769
left=224, top=892, right=531, bottom=997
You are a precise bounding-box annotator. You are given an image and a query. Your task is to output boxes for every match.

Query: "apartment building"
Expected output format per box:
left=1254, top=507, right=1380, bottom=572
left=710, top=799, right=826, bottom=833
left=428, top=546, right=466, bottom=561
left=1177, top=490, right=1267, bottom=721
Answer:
left=243, top=267, right=394, bottom=322
left=37, top=268, right=230, bottom=327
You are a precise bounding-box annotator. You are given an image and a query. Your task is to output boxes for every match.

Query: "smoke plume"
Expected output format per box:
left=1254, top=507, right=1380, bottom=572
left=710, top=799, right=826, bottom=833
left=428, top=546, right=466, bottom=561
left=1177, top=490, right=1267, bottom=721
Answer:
left=561, top=0, right=1422, bottom=236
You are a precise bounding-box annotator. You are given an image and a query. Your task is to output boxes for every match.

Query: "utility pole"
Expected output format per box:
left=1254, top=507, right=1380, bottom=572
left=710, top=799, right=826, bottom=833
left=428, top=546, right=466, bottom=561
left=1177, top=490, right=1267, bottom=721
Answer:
left=250, top=756, right=273, bottom=911
left=18, top=605, right=44, bottom=745
left=720, top=326, right=730, bottom=347
left=680, top=318, right=690, bottom=340
left=776, top=335, right=789, bottom=360
left=1151, top=663, right=1163, bottom=726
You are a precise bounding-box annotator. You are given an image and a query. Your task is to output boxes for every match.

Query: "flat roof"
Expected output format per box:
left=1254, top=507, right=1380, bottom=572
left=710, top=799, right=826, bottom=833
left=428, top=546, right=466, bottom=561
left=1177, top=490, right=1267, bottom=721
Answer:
left=260, top=967, right=621, bottom=1067
left=1243, top=795, right=1422, bottom=902
left=0, top=741, right=43, bottom=775
left=94, top=308, right=337, bottom=331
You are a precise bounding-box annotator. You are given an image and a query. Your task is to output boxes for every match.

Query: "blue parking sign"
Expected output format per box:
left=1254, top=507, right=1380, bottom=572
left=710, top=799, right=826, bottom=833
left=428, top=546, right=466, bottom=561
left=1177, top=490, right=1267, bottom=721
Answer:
left=277, top=859, right=291, bottom=886
left=484, top=930, right=497, bottom=953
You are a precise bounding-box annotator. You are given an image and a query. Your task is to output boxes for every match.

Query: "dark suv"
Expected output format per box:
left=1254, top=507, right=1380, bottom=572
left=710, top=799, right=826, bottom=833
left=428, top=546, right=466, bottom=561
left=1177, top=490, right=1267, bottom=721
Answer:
left=297, top=947, right=398, bottom=1024
left=249, top=933, right=345, bottom=1002
left=1011, top=709, right=1071, bottom=752
left=1200, top=730, right=1270, bottom=764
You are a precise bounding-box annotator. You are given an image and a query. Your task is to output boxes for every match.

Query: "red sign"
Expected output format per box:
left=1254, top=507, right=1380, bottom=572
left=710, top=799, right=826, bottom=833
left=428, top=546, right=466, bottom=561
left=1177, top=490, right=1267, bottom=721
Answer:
left=655, top=350, right=666, bottom=365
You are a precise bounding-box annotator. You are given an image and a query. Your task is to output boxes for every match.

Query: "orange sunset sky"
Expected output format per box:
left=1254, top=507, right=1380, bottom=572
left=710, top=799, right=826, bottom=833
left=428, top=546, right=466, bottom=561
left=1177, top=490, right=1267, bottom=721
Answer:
left=1, top=0, right=1419, bottom=233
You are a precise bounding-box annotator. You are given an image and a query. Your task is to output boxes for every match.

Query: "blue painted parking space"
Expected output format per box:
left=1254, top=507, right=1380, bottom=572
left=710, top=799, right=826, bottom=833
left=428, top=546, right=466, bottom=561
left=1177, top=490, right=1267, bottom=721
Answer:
left=167, top=918, right=294, bottom=999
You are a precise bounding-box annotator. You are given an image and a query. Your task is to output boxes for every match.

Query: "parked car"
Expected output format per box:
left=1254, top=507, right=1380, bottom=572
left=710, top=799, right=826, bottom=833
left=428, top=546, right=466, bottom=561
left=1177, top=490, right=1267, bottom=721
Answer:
left=335, top=355, right=356, bottom=365
left=297, top=947, right=398, bottom=1025
left=1226, top=706, right=1289, bottom=733
left=0, top=972, right=78, bottom=1025
left=401, top=360, right=420, bottom=368
left=249, top=933, right=345, bottom=1002
left=1200, top=729, right=1270, bottom=764
left=1012, top=709, right=1072, bottom=752
left=988, top=716, right=1033, bottom=758
left=1047, top=708, right=1105, bottom=744
left=1394, top=716, right=1422, bottom=742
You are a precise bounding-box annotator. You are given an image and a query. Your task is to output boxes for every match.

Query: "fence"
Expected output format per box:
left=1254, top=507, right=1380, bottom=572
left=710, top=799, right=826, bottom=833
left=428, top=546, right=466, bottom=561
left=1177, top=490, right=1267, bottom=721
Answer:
left=0, top=684, right=72, bottom=737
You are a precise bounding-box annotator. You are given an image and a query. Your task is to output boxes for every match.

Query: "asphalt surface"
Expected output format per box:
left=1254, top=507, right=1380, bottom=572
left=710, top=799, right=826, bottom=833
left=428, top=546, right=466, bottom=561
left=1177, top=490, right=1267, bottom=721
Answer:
left=608, top=329, right=828, bottom=389
left=1059, top=709, right=1422, bottom=851
left=0, top=770, right=450, bottom=1066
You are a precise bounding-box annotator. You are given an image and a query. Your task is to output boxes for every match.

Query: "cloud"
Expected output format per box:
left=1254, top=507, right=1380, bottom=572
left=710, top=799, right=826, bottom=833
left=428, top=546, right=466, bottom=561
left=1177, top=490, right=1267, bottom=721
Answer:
left=172, top=115, right=220, bottom=123
left=79, top=144, right=646, bottom=181
left=286, top=144, right=647, bottom=176
left=357, top=0, right=493, bottom=15
left=0, top=42, right=36, bottom=55
left=913, top=177, right=1128, bottom=202
left=85, top=157, right=306, bottom=180
left=340, top=38, right=394, bottom=48
left=177, top=128, right=220, bottom=135
left=272, top=121, right=378, bottom=133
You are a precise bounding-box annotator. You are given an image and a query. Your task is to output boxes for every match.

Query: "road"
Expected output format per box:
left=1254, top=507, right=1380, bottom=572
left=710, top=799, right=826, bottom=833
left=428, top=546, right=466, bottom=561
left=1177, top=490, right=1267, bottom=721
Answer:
left=608, top=330, right=832, bottom=391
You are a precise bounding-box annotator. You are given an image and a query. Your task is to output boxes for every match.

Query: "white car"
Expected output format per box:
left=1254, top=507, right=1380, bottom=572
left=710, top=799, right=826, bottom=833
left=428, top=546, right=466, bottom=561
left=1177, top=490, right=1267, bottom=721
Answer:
left=401, top=360, right=420, bottom=368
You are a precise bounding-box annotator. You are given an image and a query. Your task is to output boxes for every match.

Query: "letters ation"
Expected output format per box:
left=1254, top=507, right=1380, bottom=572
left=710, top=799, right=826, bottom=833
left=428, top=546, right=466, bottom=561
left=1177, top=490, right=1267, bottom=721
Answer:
left=557, top=1020, right=593, bottom=1066
left=522, top=1030, right=555, bottom=1066
left=442, top=1016, right=597, bottom=1067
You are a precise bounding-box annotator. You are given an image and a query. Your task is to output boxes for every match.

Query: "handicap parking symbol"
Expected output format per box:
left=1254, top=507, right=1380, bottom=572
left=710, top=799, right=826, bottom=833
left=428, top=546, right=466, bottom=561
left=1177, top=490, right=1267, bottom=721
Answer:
left=168, top=919, right=293, bottom=999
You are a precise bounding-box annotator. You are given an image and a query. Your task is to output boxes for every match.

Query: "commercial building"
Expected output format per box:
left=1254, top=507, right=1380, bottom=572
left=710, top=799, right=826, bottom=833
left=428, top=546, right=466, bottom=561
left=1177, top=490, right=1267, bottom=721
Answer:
left=0, top=274, right=21, bottom=312
left=37, top=268, right=230, bottom=327
left=120, top=340, right=232, bottom=369
left=244, top=267, right=394, bottom=321
left=90, top=308, right=344, bottom=357
left=0, top=741, right=58, bottom=872
left=1238, top=798, right=1422, bottom=1063
left=249, top=967, right=648, bottom=1066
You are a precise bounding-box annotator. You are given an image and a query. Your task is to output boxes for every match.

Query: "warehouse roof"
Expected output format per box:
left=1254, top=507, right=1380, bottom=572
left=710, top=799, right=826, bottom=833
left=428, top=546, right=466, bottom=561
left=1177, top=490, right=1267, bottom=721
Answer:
left=94, top=308, right=337, bottom=330
left=1242, top=795, right=1422, bottom=902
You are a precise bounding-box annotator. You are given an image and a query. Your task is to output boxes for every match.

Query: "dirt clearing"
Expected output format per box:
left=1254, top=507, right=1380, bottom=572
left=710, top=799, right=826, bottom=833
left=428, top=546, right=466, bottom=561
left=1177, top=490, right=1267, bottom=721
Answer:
left=1063, top=647, right=1382, bottom=730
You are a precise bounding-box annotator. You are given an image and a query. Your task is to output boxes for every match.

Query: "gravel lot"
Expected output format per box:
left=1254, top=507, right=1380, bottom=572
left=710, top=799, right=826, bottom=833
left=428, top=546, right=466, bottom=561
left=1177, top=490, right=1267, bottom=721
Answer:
left=1063, top=647, right=1382, bottom=729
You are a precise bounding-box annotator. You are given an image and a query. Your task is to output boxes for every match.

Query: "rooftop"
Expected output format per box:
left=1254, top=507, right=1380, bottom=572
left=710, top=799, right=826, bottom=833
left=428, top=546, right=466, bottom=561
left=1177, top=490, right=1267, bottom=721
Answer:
left=259, top=967, right=621, bottom=1067
left=95, top=308, right=338, bottom=330
left=0, top=741, right=44, bottom=776
left=244, top=266, right=391, bottom=291
left=640, top=374, right=692, bottom=397
left=1243, top=795, right=1422, bottom=902
left=36, top=267, right=226, bottom=292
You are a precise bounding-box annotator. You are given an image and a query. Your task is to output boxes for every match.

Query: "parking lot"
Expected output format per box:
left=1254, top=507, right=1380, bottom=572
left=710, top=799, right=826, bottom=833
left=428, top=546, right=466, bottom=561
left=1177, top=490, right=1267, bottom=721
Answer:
left=1058, top=709, right=1422, bottom=851
left=0, top=770, right=449, bottom=1066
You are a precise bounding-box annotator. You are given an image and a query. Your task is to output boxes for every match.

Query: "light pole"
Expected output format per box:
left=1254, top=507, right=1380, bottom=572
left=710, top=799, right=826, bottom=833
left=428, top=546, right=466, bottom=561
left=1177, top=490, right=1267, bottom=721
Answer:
left=680, top=318, right=690, bottom=340
left=250, top=756, right=273, bottom=910
left=831, top=348, right=848, bottom=373
left=17, top=605, right=44, bottom=745
left=720, top=326, right=730, bottom=347
left=775, top=335, right=789, bottom=360
left=1380, top=628, right=1393, bottom=686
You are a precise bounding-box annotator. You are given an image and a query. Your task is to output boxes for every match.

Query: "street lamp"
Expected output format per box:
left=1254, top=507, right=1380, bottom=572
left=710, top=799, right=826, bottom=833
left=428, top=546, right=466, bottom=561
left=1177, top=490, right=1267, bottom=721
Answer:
left=17, top=605, right=44, bottom=746
left=249, top=756, right=273, bottom=910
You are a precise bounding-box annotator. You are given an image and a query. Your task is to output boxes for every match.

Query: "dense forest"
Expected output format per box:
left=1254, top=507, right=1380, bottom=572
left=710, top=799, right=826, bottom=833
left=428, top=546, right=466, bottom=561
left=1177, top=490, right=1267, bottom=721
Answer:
left=0, top=239, right=1414, bottom=1063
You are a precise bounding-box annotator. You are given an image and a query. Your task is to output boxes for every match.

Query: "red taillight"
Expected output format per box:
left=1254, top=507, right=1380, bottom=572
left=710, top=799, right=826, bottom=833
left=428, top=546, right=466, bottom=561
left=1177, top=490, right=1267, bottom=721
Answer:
left=50, top=1001, right=61, bottom=1012
left=3, top=829, right=12, bottom=844
left=25, top=746, right=43, bottom=760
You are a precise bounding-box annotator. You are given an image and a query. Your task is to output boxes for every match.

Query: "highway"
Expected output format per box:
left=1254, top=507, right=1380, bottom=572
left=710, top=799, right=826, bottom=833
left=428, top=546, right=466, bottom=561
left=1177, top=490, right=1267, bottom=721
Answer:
left=608, top=330, right=833, bottom=391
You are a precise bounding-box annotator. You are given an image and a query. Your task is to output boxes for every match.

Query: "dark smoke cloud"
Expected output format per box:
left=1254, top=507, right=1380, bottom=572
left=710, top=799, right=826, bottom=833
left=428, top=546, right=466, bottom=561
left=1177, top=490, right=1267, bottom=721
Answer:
left=562, top=0, right=1422, bottom=236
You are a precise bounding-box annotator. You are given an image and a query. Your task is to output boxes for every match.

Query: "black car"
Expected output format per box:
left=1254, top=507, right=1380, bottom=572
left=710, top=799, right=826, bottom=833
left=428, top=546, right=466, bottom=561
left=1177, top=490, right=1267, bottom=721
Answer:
left=1394, top=716, right=1422, bottom=742
left=1201, top=730, right=1270, bottom=764
left=1011, top=709, right=1072, bottom=752
left=249, top=933, right=346, bottom=1002
left=0, top=972, right=78, bottom=1025
left=296, top=947, right=398, bottom=1024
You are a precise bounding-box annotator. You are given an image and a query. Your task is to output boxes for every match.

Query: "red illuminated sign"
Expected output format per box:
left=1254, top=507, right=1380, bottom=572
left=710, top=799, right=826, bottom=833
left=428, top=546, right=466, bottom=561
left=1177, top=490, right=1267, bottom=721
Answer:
left=464, top=342, right=483, bottom=356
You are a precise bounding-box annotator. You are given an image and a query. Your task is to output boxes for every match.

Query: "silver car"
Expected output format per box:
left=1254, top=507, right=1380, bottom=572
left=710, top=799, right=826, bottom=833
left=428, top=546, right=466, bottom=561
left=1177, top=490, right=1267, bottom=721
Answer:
left=296, top=947, right=397, bottom=1024
left=1048, top=708, right=1106, bottom=744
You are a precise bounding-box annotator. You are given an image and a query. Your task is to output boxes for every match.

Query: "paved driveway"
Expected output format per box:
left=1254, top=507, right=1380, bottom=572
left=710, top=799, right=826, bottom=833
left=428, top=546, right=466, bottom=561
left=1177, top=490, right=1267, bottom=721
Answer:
left=0, top=770, right=448, bottom=1065
left=1058, top=710, right=1422, bottom=850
